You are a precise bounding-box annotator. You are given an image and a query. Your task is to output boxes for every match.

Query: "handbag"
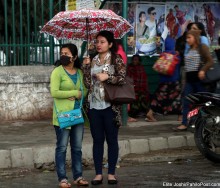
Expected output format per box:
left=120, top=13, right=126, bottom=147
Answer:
left=202, top=63, right=220, bottom=83
left=55, top=108, right=84, bottom=129
left=54, top=72, right=84, bottom=129
left=103, top=76, right=136, bottom=104
left=198, top=44, right=220, bottom=83
left=153, top=52, right=179, bottom=76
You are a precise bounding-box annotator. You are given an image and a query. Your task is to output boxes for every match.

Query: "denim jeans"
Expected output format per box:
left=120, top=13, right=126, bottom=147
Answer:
left=54, top=124, right=84, bottom=181
left=88, top=107, right=119, bottom=175
left=182, top=82, right=205, bottom=126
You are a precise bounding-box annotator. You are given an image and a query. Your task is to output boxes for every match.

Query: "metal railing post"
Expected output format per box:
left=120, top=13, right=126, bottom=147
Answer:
left=19, top=0, right=23, bottom=65
left=49, top=0, right=54, bottom=65
left=122, top=0, right=128, bottom=126
left=12, top=0, right=16, bottom=65
left=33, top=0, right=38, bottom=64
left=41, top=0, right=45, bottom=64
left=27, top=0, right=30, bottom=65
left=4, top=0, right=8, bottom=66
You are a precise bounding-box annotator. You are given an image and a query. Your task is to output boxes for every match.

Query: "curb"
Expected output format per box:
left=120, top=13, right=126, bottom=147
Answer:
left=0, top=135, right=196, bottom=169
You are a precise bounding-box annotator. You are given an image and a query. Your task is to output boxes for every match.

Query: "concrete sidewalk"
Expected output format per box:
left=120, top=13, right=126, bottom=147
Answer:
left=0, top=115, right=195, bottom=169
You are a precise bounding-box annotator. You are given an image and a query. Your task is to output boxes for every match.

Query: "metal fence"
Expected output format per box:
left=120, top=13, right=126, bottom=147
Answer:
left=0, top=0, right=65, bottom=66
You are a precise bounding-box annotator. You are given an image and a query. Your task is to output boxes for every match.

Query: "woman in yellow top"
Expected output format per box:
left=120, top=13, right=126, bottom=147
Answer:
left=50, top=43, right=88, bottom=187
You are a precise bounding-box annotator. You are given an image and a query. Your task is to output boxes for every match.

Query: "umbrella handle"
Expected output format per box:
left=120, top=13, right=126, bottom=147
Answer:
left=86, top=18, right=89, bottom=56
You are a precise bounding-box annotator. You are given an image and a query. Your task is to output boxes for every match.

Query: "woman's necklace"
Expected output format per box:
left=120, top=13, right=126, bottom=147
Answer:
left=96, top=58, right=106, bottom=66
left=95, top=52, right=110, bottom=66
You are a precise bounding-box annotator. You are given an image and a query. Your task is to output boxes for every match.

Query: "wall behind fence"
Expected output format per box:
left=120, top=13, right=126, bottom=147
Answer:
left=0, top=66, right=54, bottom=121
left=0, top=63, right=159, bottom=121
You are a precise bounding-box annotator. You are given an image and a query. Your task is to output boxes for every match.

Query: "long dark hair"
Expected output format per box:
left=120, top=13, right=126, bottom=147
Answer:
left=139, top=11, right=146, bottom=22
left=194, top=22, right=207, bottom=37
left=115, top=39, right=124, bottom=53
left=60, top=43, right=81, bottom=68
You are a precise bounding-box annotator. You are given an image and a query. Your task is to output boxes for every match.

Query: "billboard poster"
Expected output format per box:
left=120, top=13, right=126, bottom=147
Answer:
left=127, top=3, right=136, bottom=54
left=165, top=3, right=194, bottom=39
left=66, top=0, right=76, bottom=10
left=94, top=0, right=102, bottom=9
left=66, top=0, right=95, bottom=10
left=72, top=1, right=220, bottom=57
left=104, top=2, right=136, bottom=54
left=193, top=3, right=220, bottom=45
left=135, top=4, right=167, bottom=56
left=76, top=0, right=95, bottom=10
left=165, top=2, right=220, bottom=58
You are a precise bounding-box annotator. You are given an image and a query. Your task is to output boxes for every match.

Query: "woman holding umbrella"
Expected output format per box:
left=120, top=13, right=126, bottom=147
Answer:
left=82, top=30, right=126, bottom=185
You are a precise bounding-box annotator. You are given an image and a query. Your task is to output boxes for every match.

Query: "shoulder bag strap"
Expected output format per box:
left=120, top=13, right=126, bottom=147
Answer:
left=78, top=71, right=83, bottom=108
left=198, top=44, right=205, bottom=67
left=54, top=70, right=84, bottom=114
left=54, top=101, right=59, bottom=114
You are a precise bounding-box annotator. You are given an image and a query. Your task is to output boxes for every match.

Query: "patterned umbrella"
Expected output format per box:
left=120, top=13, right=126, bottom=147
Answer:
left=40, top=9, right=133, bottom=40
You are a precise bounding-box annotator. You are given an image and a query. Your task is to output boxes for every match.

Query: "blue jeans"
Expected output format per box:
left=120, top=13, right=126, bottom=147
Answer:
left=54, top=124, right=84, bottom=181
left=88, top=107, right=119, bottom=175
left=182, top=82, right=205, bottom=126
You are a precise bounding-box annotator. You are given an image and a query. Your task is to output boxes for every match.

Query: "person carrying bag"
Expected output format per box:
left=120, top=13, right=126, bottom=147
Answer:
left=54, top=72, right=85, bottom=129
left=173, top=30, right=213, bottom=132
left=50, top=43, right=89, bottom=187
left=82, top=30, right=126, bottom=185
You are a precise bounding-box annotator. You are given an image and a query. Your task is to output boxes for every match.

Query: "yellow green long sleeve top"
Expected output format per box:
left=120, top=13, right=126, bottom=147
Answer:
left=50, top=65, right=88, bottom=126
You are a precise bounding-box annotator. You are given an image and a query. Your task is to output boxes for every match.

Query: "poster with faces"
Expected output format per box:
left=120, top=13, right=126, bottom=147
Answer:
left=165, top=3, right=194, bottom=39
left=135, top=4, right=166, bottom=56
left=104, top=2, right=220, bottom=56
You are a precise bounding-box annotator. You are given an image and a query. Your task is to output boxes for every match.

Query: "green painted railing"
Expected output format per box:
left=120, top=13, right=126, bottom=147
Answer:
left=0, top=0, right=64, bottom=66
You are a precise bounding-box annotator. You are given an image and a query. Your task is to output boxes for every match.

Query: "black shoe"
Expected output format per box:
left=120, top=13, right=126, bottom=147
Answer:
left=91, top=178, right=103, bottom=185
left=108, top=179, right=118, bottom=184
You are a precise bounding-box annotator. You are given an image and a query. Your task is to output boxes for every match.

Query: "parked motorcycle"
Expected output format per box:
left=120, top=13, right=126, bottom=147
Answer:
left=187, top=92, right=220, bottom=163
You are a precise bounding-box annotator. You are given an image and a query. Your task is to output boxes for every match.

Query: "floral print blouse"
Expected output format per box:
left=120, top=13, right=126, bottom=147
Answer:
left=82, top=53, right=126, bottom=127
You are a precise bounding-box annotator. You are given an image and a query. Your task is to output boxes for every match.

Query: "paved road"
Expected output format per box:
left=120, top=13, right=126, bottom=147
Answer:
left=1, top=148, right=220, bottom=188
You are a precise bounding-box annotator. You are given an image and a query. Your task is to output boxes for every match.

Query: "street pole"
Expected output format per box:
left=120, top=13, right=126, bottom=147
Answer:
left=122, top=0, right=128, bottom=126
left=49, top=0, right=54, bottom=65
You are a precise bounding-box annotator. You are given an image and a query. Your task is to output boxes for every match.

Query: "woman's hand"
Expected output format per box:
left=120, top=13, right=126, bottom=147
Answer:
left=96, top=73, right=109, bottom=82
left=68, top=97, right=75, bottom=101
left=77, top=91, right=82, bottom=99
left=83, top=56, right=91, bottom=65
left=198, top=70, right=205, bottom=80
left=68, top=91, right=82, bottom=101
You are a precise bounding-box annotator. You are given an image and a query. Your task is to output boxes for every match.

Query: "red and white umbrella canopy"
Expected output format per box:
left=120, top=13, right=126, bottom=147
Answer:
left=40, top=9, right=133, bottom=40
